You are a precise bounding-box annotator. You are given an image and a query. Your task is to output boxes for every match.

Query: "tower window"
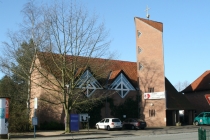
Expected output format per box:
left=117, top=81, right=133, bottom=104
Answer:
left=148, top=87, right=154, bottom=93
left=149, top=110, right=155, bottom=117
left=138, top=46, right=142, bottom=54
left=139, top=62, right=143, bottom=70
left=137, top=30, right=141, bottom=38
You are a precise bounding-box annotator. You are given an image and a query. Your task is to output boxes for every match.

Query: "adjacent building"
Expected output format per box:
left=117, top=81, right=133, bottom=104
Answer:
left=182, top=70, right=210, bottom=116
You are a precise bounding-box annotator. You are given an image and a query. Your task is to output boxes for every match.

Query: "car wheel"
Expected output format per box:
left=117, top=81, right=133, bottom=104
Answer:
left=96, top=125, right=99, bottom=130
left=141, top=127, right=145, bottom=130
left=107, top=126, right=111, bottom=131
left=195, top=121, right=199, bottom=126
left=131, top=125, right=135, bottom=130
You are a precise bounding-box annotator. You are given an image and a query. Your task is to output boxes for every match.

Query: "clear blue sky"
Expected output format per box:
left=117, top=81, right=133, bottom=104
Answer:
left=0, top=0, right=210, bottom=87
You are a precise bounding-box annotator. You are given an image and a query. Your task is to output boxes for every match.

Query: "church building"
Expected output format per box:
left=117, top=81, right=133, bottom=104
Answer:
left=30, top=14, right=195, bottom=128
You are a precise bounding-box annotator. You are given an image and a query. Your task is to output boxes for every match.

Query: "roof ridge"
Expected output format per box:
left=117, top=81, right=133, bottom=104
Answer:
left=135, top=17, right=163, bottom=32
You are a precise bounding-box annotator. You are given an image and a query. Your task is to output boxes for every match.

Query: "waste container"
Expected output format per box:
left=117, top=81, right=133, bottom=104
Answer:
left=0, top=97, right=10, bottom=139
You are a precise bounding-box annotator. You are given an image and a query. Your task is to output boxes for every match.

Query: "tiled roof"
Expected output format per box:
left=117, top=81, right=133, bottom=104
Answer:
left=109, top=70, right=121, bottom=81
left=182, top=70, right=210, bottom=93
left=135, top=17, right=163, bottom=32
left=165, top=78, right=195, bottom=110
left=36, top=52, right=138, bottom=88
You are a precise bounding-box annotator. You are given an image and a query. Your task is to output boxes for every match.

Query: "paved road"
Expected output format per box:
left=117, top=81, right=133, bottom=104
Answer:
left=94, top=132, right=198, bottom=140
left=9, top=125, right=208, bottom=140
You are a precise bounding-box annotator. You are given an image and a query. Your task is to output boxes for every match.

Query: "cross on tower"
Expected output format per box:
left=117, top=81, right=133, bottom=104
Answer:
left=145, top=6, right=150, bottom=19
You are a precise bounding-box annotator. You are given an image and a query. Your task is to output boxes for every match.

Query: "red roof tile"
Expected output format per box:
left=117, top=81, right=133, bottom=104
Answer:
left=36, top=52, right=138, bottom=88
left=182, top=70, right=210, bottom=93
left=135, top=17, right=163, bottom=32
left=109, top=70, right=121, bottom=81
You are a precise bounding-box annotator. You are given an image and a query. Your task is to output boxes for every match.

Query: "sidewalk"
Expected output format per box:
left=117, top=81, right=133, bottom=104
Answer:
left=9, top=129, right=109, bottom=140
left=8, top=125, right=203, bottom=140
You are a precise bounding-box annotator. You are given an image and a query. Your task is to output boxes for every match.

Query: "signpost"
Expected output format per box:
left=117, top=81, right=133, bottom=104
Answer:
left=79, top=114, right=88, bottom=122
left=79, top=114, right=89, bottom=131
left=0, top=97, right=10, bottom=139
left=70, top=114, right=79, bottom=131
left=144, top=92, right=165, bottom=99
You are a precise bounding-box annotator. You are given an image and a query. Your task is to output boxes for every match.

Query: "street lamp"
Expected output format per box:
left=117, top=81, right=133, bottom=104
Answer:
left=65, top=84, right=69, bottom=92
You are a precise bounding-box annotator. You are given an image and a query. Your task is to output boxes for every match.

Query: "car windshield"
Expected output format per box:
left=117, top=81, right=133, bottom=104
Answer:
left=112, top=119, right=120, bottom=122
left=198, top=113, right=204, bottom=117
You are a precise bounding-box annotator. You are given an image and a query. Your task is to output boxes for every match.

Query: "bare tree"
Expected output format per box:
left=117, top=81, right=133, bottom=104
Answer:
left=0, top=0, right=114, bottom=132
left=175, top=81, right=190, bottom=92
left=138, top=59, right=163, bottom=119
left=0, top=1, right=48, bottom=127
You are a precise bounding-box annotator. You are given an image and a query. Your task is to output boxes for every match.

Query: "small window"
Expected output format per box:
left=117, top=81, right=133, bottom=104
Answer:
left=149, top=110, right=155, bottom=117
left=139, top=62, right=143, bottom=70
left=148, top=87, right=154, bottom=93
left=138, top=46, right=142, bottom=54
left=137, top=30, right=141, bottom=38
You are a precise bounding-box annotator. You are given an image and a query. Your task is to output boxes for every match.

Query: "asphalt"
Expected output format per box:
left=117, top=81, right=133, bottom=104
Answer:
left=4, top=125, right=209, bottom=140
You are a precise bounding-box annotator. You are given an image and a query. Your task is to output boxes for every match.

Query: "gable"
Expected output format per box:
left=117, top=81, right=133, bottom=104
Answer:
left=76, top=70, right=103, bottom=97
left=135, top=17, right=163, bottom=32
left=182, top=70, right=210, bottom=93
left=109, top=72, right=135, bottom=98
left=165, top=77, right=195, bottom=110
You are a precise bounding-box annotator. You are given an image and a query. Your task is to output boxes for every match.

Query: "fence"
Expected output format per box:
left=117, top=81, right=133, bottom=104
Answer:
left=198, top=127, right=210, bottom=140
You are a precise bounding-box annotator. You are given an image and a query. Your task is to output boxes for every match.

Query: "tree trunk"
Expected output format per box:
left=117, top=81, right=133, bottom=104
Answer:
left=65, top=108, right=70, bottom=133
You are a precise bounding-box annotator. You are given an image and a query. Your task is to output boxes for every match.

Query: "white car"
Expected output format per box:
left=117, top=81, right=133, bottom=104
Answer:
left=95, top=118, right=122, bottom=131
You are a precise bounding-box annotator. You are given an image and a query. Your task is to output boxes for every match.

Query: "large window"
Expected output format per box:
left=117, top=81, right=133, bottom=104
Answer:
left=76, top=70, right=102, bottom=97
left=109, top=73, right=135, bottom=98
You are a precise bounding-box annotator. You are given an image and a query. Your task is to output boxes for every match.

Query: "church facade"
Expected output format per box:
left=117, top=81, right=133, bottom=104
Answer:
left=30, top=16, right=195, bottom=128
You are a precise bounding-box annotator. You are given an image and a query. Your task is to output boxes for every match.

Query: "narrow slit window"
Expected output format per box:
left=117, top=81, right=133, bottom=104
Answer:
left=138, top=46, right=142, bottom=54
left=149, top=109, right=155, bottom=117
left=137, top=30, right=141, bottom=38
left=139, top=62, right=143, bottom=70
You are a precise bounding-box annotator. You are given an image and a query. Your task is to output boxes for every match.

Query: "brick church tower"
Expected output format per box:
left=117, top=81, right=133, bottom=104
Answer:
left=134, top=16, right=166, bottom=127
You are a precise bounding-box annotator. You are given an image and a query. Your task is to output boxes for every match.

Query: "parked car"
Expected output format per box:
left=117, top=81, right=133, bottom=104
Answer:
left=122, top=118, right=147, bottom=130
left=194, top=112, right=210, bottom=126
left=95, top=118, right=122, bottom=131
